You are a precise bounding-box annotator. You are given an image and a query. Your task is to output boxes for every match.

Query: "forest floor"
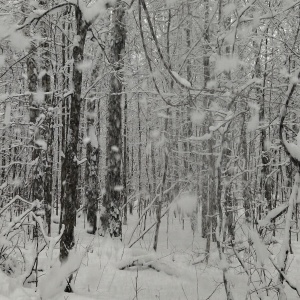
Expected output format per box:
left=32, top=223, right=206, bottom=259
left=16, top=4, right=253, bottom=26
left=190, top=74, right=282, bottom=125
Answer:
left=1, top=209, right=300, bottom=300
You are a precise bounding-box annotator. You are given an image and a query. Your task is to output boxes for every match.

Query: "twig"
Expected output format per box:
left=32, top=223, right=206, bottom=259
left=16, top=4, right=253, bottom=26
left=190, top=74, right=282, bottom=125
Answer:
left=128, top=206, right=169, bottom=248
left=181, top=284, right=189, bottom=300
left=127, top=181, right=178, bottom=244
left=205, top=282, right=223, bottom=300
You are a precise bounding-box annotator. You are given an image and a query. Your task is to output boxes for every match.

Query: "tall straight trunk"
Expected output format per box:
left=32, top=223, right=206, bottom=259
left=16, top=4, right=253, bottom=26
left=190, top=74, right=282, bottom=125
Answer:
left=151, top=141, right=156, bottom=199
left=85, top=99, right=99, bottom=234
left=240, top=113, right=251, bottom=221
left=60, top=6, right=88, bottom=263
left=123, top=93, right=128, bottom=225
left=201, top=10, right=209, bottom=238
left=52, top=35, right=60, bottom=217
left=21, top=3, right=43, bottom=203
left=137, top=100, right=142, bottom=217
left=28, top=43, right=43, bottom=203
left=59, top=9, right=71, bottom=232
left=39, top=0, right=53, bottom=235
left=203, top=0, right=216, bottom=260
left=102, top=0, right=126, bottom=238
left=183, top=0, right=192, bottom=183
left=153, top=109, right=169, bottom=251
left=85, top=55, right=101, bottom=234
left=153, top=6, right=172, bottom=249
left=129, top=143, right=134, bottom=214
left=173, top=109, right=180, bottom=201
left=261, top=37, right=272, bottom=212
left=253, top=31, right=271, bottom=221
left=185, top=0, right=198, bottom=234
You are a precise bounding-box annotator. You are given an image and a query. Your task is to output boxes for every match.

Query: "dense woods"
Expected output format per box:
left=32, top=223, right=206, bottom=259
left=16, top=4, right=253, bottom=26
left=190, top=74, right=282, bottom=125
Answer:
left=1, top=0, right=300, bottom=299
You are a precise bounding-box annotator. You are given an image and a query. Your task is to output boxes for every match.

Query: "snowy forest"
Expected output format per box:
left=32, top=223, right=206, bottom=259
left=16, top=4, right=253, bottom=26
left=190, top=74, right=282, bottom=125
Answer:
left=1, top=0, right=300, bottom=299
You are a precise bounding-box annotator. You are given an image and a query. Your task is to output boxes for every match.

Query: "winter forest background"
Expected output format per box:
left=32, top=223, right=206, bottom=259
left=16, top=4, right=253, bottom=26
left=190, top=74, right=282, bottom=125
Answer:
left=1, top=0, right=300, bottom=299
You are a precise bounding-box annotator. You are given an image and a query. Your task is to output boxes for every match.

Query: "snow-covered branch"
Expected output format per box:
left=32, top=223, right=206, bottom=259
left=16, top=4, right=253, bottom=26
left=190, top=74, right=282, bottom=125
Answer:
left=258, top=203, right=288, bottom=228
left=1, top=200, right=41, bottom=236
left=0, top=195, right=31, bottom=217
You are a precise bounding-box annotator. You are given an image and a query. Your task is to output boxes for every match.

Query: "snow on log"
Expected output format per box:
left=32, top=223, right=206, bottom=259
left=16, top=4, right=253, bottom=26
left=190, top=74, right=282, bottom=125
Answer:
left=248, top=229, right=269, bottom=266
left=189, top=133, right=212, bottom=141
left=117, top=254, right=156, bottom=270
left=118, top=254, right=180, bottom=277
left=0, top=270, right=36, bottom=300
left=258, top=203, right=289, bottom=228
left=171, top=71, right=191, bottom=88
left=39, top=251, right=83, bottom=299
left=282, top=136, right=300, bottom=162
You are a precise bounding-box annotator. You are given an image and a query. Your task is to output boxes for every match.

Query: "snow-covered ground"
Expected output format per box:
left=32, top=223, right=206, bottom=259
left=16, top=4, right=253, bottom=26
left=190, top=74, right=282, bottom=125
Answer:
left=1, top=209, right=300, bottom=300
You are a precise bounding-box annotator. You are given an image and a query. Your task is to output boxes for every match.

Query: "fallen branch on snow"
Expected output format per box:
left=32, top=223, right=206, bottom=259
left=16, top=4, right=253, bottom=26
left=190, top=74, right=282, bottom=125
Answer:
left=118, top=254, right=179, bottom=277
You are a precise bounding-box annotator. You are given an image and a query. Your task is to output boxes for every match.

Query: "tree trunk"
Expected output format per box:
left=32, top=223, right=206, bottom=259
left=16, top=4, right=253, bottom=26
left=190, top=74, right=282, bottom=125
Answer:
left=137, top=99, right=142, bottom=218
left=202, top=0, right=216, bottom=260
left=102, top=0, right=126, bottom=238
left=39, top=0, right=53, bottom=235
left=60, top=6, right=88, bottom=263
left=153, top=109, right=169, bottom=251
left=123, top=92, right=128, bottom=225
left=85, top=99, right=99, bottom=234
left=21, top=3, right=43, bottom=204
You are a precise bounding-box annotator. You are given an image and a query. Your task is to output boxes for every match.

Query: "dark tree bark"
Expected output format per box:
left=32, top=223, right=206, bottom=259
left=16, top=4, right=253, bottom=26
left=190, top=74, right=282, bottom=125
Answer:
left=60, top=6, right=88, bottom=262
left=42, top=63, right=53, bottom=236
left=21, top=3, right=43, bottom=203
left=183, top=0, right=192, bottom=184
left=39, top=0, right=53, bottom=235
left=153, top=109, right=169, bottom=251
left=102, top=0, right=126, bottom=238
left=123, top=93, right=128, bottom=225
left=59, top=8, right=71, bottom=230
left=137, top=100, right=142, bottom=218
left=28, top=42, right=44, bottom=203
left=202, top=0, right=216, bottom=260
left=85, top=99, right=99, bottom=234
